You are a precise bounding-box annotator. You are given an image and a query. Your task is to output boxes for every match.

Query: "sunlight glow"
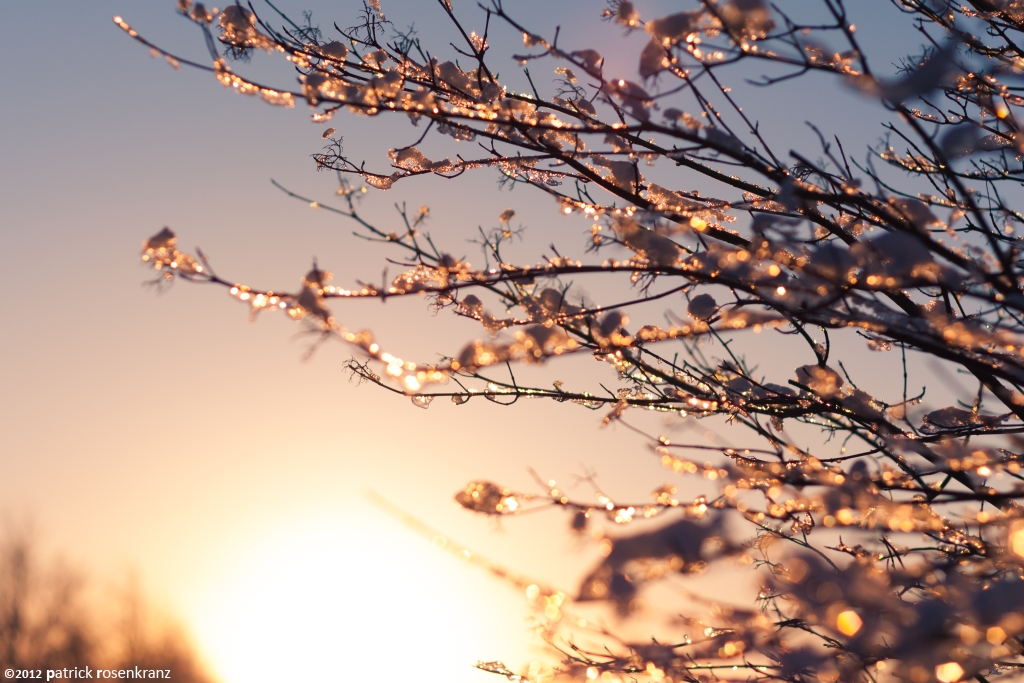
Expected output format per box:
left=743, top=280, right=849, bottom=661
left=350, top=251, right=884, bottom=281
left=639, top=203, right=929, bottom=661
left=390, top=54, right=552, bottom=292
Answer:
left=187, top=512, right=516, bottom=683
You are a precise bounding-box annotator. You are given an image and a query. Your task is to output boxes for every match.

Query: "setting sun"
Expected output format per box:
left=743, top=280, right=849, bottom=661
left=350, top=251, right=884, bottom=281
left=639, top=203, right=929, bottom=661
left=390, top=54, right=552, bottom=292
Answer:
left=185, top=509, right=528, bottom=683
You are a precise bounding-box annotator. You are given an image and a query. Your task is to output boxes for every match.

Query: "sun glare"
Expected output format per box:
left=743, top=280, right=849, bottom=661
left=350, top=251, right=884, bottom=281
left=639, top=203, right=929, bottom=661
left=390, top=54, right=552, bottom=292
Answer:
left=187, top=510, right=525, bottom=683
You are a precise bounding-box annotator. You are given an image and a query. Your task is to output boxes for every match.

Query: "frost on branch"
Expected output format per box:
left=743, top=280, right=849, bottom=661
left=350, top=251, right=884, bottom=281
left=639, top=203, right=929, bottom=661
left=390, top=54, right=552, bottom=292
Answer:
left=128, top=0, right=1024, bottom=681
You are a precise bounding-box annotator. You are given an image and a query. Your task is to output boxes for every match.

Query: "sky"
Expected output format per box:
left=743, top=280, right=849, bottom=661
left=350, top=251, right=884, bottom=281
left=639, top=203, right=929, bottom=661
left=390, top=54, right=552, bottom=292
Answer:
left=0, top=1, right=944, bottom=681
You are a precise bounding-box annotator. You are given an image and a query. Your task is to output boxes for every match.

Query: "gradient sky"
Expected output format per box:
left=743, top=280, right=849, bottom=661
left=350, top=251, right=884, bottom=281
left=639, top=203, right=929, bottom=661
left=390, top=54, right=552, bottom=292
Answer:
left=0, top=1, right=944, bottom=681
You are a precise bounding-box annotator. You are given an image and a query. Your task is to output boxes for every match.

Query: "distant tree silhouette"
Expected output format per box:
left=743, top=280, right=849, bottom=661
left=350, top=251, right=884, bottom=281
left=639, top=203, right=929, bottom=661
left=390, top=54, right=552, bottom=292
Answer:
left=0, top=528, right=92, bottom=670
left=123, top=1, right=1024, bottom=681
left=0, top=525, right=214, bottom=681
